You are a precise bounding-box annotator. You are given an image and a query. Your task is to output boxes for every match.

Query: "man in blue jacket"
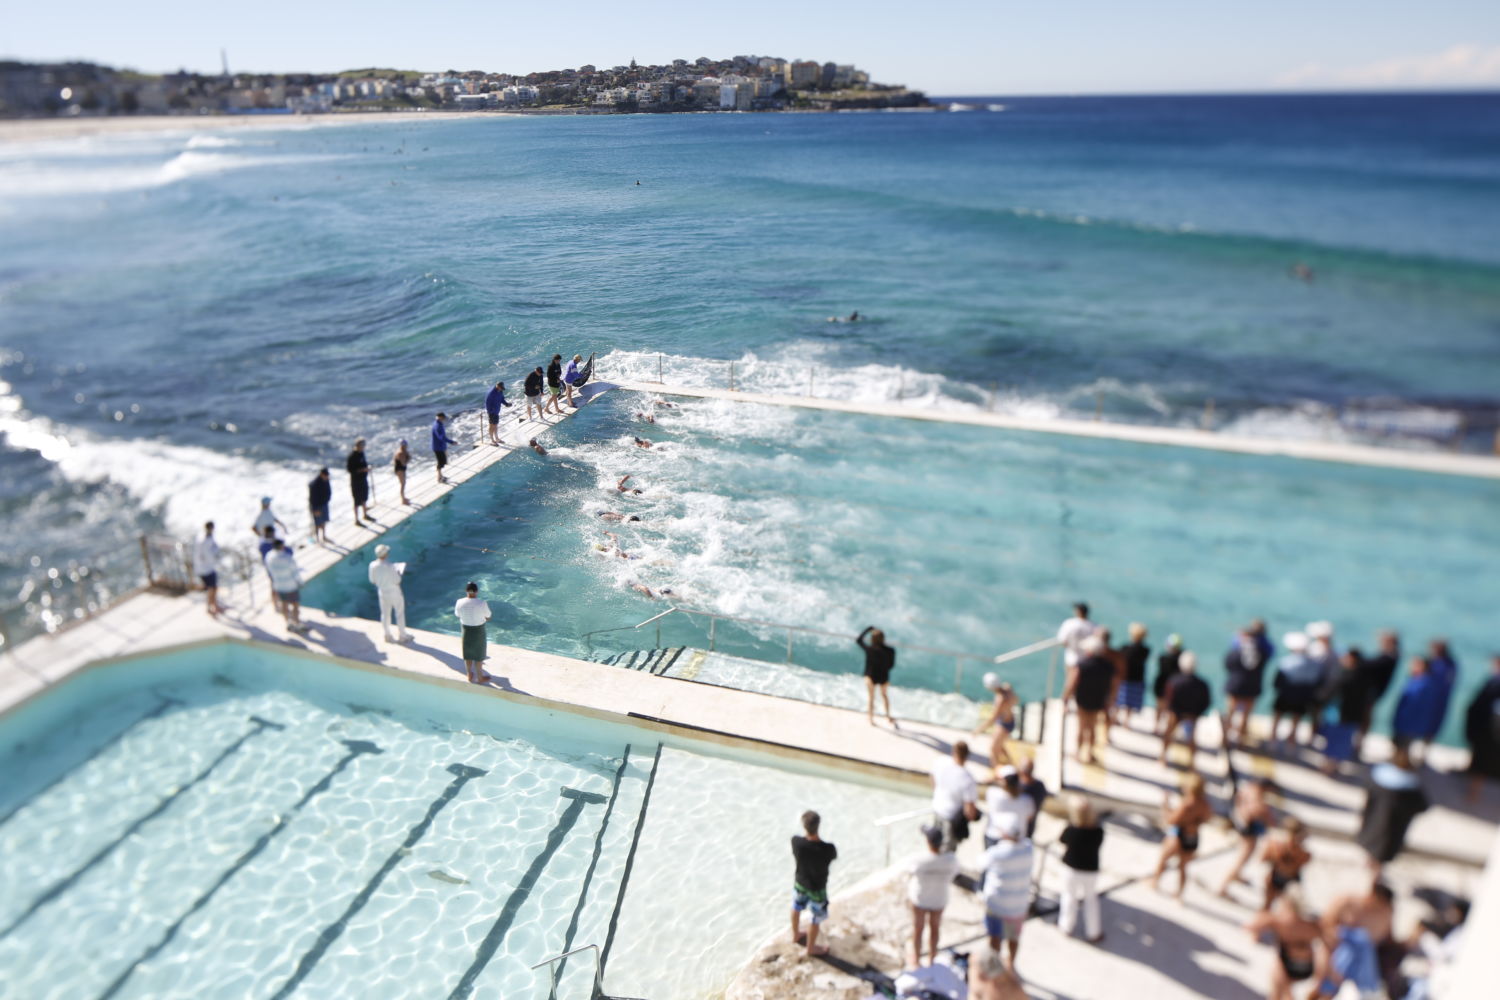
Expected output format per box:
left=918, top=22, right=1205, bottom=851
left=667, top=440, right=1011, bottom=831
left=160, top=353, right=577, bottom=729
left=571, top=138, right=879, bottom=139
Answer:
left=431, top=412, right=451, bottom=484
left=1393, top=657, right=1446, bottom=756
left=485, top=382, right=512, bottom=446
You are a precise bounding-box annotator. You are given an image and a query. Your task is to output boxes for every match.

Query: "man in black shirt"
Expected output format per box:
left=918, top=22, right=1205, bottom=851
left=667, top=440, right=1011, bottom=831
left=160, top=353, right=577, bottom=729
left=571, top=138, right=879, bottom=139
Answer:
left=308, top=467, right=332, bottom=544
left=1158, top=652, right=1211, bottom=770
left=523, top=366, right=545, bottom=422
left=545, top=354, right=565, bottom=416
left=346, top=438, right=371, bottom=526
left=1357, top=630, right=1401, bottom=752
left=790, top=810, right=837, bottom=958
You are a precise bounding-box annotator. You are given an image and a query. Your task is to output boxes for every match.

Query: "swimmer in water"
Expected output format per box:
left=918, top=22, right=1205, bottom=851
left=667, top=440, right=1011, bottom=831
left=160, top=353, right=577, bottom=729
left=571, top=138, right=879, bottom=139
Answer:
left=635, top=411, right=656, bottom=424
left=1290, top=262, right=1315, bottom=282
left=652, top=399, right=677, bottom=409
left=529, top=438, right=548, bottom=456
left=616, top=475, right=643, bottom=495
left=633, top=437, right=653, bottom=449
left=597, top=511, right=641, bottom=523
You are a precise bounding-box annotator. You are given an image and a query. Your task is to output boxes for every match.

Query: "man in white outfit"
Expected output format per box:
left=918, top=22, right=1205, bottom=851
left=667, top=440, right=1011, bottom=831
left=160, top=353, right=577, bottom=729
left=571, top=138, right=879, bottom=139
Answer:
left=368, top=544, right=410, bottom=643
left=193, top=521, right=222, bottom=617
left=1056, top=601, right=1098, bottom=669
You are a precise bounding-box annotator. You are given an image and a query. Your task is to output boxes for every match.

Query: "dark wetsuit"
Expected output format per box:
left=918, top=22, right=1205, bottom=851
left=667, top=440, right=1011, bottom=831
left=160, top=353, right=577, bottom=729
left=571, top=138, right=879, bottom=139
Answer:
left=857, top=627, right=895, bottom=685
left=346, top=449, right=370, bottom=506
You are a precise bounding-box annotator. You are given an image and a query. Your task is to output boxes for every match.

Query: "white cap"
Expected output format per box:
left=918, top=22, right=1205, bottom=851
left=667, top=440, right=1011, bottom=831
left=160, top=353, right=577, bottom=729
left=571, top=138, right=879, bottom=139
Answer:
left=994, top=812, right=1024, bottom=839
left=1284, top=631, right=1308, bottom=653
left=1306, top=621, right=1334, bottom=640
left=982, top=672, right=1003, bottom=691
left=375, top=544, right=390, bottom=558
left=1080, top=634, right=1105, bottom=654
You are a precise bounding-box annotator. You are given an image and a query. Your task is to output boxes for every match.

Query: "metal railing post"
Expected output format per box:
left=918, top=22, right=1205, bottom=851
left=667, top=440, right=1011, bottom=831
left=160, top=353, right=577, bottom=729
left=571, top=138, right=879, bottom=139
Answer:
left=657, top=352, right=663, bottom=383
left=953, top=657, right=963, bottom=692
left=807, top=369, right=813, bottom=397
left=139, top=536, right=154, bottom=587
left=785, top=629, right=793, bottom=663
left=708, top=616, right=716, bottom=651
left=728, top=361, right=735, bottom=392
left=655, top=624, right=661, bottom=649
left=988, top=381, right=997, bottom=411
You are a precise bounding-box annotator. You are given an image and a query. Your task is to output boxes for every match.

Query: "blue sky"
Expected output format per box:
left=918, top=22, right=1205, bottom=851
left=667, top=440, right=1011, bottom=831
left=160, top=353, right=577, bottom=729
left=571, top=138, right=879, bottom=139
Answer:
left=5, top=0, right=1498, bottom=94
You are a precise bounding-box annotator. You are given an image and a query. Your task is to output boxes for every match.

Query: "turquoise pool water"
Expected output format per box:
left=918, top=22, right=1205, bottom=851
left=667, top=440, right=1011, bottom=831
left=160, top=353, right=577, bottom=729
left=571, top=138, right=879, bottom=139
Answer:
left=302, top=390, right=1500, bottom=744
left=0, top=642, right=924, bottom=999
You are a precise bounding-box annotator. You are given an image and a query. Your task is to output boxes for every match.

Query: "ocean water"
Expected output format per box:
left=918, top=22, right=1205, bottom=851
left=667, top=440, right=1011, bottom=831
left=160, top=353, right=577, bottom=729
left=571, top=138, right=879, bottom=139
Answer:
left=2, top=95, right=1498, bottom=719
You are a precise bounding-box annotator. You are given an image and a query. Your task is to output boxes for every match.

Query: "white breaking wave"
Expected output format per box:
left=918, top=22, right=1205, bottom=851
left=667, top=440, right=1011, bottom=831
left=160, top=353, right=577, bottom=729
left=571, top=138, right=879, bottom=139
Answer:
left=0, top=381, right=347, bottom=547
left=0, top=149, right=347, bottom=199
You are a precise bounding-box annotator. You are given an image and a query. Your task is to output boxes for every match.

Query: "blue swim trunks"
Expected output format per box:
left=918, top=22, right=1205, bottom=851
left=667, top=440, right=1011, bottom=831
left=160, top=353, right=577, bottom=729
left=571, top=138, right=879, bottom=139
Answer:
left=792, top=884, right=829, bottom=924
left=984, top=912, right=1024, bottom=942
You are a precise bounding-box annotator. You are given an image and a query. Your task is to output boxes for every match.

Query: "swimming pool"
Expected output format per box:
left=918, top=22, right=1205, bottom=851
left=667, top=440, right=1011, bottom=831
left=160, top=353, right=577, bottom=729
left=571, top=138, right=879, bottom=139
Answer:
left=0, top=641, right=925, bottom=999
left=301, top=391, right=1500, bottom=744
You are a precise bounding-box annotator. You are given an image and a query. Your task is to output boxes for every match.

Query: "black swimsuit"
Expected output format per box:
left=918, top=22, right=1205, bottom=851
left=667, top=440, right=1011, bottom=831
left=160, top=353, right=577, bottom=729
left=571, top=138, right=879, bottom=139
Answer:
left=1278, top=944, right=1314, bottom=982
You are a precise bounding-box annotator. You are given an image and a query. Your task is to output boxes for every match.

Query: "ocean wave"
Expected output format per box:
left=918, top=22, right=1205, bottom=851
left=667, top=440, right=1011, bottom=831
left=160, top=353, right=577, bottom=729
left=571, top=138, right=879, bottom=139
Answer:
left=0, top=149, right=347, bottom=199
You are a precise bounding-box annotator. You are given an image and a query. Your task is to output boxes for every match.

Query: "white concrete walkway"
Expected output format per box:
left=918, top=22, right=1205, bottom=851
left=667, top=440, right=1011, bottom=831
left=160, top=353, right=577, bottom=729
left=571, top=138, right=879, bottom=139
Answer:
left=609, top=379, right=1500, bottom=480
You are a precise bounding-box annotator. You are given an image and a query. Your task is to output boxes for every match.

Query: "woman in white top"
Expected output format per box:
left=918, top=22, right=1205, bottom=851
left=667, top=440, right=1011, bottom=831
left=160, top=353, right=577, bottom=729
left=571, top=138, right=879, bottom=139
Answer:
left=983, top=767, right=1036, bottom=848
left=454, top=582, right=492, bottom=684
left=907, top=825, right=960, bottom=967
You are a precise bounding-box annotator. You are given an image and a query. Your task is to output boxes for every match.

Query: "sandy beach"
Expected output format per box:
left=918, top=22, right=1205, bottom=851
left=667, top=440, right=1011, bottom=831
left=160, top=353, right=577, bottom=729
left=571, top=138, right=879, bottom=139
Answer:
left=0, top=110, right=507, bottom=144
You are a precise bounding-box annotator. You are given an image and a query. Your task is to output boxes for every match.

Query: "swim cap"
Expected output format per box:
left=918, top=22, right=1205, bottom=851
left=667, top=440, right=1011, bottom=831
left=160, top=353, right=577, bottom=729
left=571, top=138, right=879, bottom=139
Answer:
left=982, top=672, right=1003, bottom=691
left=375, top=544, right=390, bottom=557
left=1283, top=631, right=1308, bottom=653
left=1167, top=633, right=1182, bottom=648
left=261, top=496, right=272, bottom=504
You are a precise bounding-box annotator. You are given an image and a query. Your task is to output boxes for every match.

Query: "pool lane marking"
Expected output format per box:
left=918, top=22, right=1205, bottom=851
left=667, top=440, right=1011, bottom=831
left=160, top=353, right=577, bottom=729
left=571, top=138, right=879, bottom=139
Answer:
left=92, top=739, right=383, bottom=1000
left=599, top=742, right=665, bottom=974
left=445, top=785, right=611, bottom=1000
left=0, top=715, right=285, bottom=940
left=550, top=748, right=634, bottom=1000
left=0, top=696, right=182, bottom=829
left=267, top=761, right=489, bottom=1000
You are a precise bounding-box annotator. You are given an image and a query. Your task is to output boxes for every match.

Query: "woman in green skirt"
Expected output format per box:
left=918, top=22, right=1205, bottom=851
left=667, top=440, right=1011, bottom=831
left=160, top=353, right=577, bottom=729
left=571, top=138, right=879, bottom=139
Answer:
left=454, top=581, right=493, bottom=684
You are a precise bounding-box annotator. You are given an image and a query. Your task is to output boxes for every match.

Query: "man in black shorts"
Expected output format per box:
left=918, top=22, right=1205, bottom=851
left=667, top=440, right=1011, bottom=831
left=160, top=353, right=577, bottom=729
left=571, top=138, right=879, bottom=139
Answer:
left=857, top=625, right=897, bottom=726
left=1067, top=635, right=1116, bottom=765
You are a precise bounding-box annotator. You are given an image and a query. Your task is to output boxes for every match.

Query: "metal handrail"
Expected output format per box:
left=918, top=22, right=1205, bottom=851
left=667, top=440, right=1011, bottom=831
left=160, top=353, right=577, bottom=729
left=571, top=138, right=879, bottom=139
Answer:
left=874, top=807, right=934, bottom=866
left=582, top=605, right=1057, bottom=693
left=530, top=943, right=602, bottom=999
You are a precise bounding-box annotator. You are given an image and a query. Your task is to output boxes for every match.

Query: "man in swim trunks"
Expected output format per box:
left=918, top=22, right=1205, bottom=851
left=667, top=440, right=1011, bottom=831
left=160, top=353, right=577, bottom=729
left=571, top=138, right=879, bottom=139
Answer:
left=1150, top=772, right=1212, bottom=900
left=1219, top=777, right=1276, bottom=899
left=857, top=625, right=896, bottom=726
left=790, top=810, right=837, bottom=958
left=1262, top=817, right=1312, bottom=911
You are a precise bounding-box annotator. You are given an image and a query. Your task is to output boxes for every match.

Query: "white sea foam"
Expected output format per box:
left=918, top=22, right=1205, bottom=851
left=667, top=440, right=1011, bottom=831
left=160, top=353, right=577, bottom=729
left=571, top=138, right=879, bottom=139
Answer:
left=0, top=383, right=345, bottom=549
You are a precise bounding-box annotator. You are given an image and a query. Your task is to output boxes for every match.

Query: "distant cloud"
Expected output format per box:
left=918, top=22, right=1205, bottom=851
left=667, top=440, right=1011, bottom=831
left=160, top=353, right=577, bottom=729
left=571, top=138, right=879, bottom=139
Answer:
left=1275, top=43, right=1500, bottom=89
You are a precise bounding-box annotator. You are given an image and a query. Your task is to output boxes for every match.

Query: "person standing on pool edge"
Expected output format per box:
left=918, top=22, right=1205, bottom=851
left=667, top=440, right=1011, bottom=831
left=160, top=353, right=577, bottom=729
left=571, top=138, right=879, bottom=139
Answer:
left=431, top=412, right=451, bottom=484
left=790, top=809, right=837, bottom=959
left=485, top=381, right=513, bottom=446
left=523, top=366, right=545, bottom=422
left=545, top=354, right=565, bottom=416
left=454, top=581, right=492, bottom=684
left=857, top=625, right=897, bottom=727
left=346, top=437, right=371, bottom=526
left=307, top=468, right=332, bottom=544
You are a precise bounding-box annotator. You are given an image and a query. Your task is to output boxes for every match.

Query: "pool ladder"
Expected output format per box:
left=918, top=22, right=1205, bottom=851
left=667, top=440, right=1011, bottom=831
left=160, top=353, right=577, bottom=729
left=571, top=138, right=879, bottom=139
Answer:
left=530, top=944, right=646, bottom=1000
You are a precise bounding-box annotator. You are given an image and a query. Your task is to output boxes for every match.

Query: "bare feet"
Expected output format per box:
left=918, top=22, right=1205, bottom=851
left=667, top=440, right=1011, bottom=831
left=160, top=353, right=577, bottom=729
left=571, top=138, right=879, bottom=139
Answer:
left=806, top=944, right=829, bottom=958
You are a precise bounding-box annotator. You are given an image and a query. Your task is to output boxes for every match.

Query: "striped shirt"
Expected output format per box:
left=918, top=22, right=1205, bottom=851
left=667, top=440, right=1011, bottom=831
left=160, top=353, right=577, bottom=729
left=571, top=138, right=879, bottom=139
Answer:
left=981, top=839, right=1034, bottom=919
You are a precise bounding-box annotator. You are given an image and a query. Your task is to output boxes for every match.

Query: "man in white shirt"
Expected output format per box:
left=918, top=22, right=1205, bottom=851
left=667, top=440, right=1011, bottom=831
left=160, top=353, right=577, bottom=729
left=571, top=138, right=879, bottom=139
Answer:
left=251, top=496, right=286, bottom=540
left=264, top=539, right=304, bottom=632
left=367, top=544, right=410, bottom=643
left=930, top=741, right=980, bottom=852
left=981, top=812, right=1034, bottom=976
left=1057, top=601, right=1098, bottom=669
left=454, top=582, right=493, bottom=684
left=193, top=521, right=222, bottom=618
left=983, top=766, right=1037, bottom=848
